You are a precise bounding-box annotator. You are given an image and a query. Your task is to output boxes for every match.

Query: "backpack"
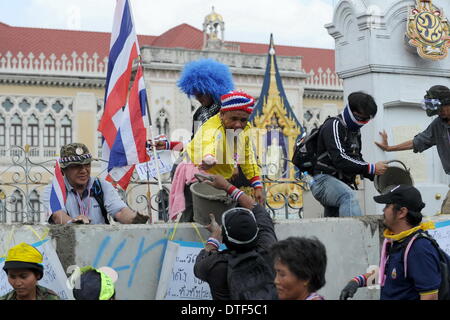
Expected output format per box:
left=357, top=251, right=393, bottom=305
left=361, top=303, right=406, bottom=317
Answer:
left=400, top=231, right=450, bottom=300
left=90, top=178, right=110, bottom=225
left=227, top=250, right=278, bottom=300
left=292, top=117, right=340, bottom=173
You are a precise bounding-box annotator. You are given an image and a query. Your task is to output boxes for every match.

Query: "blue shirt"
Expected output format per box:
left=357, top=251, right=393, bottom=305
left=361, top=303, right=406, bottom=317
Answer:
left=381, top=237, right=441, bottom=300
left=42, top=177, right=127, bottom=224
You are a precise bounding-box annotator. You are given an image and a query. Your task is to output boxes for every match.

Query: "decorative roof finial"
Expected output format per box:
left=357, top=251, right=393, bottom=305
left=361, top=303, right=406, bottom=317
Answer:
left=269, top=34, right=276, bottom=56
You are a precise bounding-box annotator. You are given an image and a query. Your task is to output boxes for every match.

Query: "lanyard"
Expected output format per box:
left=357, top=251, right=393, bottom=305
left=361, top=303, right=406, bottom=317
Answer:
left=74, top=190, right=91, bottom=217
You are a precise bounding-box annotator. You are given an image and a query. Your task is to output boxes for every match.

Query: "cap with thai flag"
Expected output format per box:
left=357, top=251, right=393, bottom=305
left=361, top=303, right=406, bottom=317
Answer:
left=220, top=90, right=255, bottom=114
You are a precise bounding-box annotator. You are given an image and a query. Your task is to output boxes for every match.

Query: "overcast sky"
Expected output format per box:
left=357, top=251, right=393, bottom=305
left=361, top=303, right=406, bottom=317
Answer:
left=0, top=0, right=337, bottom=49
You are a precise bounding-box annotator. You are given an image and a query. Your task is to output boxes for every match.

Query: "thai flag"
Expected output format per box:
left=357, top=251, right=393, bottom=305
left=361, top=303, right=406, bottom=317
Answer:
left=108, top=66, right=149, bottom=171
left=98, top=0, right=145, bottom=190
left=49, top=161, right=66, bottom=214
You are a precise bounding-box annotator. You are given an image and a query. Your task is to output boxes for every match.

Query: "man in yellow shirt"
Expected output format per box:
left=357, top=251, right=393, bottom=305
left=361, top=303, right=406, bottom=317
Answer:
left=186, top=90, right=264, bottom=204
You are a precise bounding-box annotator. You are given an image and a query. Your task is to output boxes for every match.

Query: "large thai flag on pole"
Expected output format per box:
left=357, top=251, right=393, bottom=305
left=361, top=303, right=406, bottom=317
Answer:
left=108, top=66, right=149, bottom=170
left=98, top=0, right=145, bottom=190
left=49, top=161, right=66, bottom=215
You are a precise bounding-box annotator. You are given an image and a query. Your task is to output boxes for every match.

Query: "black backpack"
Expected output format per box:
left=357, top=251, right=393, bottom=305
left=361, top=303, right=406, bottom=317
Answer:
left=399, top=231, right=450, bottom=300
left=292, top=117, right=340, bottom=173
left=227, top=250, right=278, bottom=300
left=90, top=178, right=110, bottom=225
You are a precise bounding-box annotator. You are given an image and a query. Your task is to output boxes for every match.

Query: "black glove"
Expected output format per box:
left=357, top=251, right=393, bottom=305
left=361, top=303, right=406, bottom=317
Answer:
left=339, top=280, right=359, bottom=300
left=131, top=211, right=150, bottom=224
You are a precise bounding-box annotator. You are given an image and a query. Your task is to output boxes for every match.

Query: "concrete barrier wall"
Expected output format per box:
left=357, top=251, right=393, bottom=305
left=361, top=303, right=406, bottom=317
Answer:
left=0, top=215, right=387, bottom=300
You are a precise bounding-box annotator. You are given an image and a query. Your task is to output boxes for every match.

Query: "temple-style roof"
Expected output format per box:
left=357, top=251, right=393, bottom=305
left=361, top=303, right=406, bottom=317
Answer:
left=250, top=34, right=304, bottom=133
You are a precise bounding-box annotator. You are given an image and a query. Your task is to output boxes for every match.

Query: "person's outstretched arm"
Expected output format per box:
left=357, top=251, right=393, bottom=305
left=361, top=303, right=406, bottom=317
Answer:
left=375, top=130, right=413, bottom=152
left=203, top=174, right=276, bottom=249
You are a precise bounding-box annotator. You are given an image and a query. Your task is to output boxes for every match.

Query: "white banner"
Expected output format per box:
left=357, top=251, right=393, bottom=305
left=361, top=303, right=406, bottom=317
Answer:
left=136, top=151, right=174, bottom=180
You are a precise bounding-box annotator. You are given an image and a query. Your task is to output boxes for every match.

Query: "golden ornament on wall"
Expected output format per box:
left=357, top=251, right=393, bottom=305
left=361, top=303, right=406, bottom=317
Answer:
left=406, top=0, right=450, bottom=61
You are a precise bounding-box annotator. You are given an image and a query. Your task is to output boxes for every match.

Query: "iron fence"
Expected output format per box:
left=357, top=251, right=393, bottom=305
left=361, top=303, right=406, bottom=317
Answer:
left=0, top=146, right=307, bottom=224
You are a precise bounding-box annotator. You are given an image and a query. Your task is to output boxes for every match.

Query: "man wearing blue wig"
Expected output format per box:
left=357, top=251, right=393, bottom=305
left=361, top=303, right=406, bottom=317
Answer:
left=179, top=58, right=235, bottom=139
left=149, top=58, right=235, bottom=151
left=152, top=58, right=235, bottom=222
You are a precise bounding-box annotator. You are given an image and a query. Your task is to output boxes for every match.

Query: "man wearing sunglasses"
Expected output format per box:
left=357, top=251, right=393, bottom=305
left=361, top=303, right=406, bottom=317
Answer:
left=375, top=85, right=450, bottom=214
left=310, top=92, right=388, bottom=217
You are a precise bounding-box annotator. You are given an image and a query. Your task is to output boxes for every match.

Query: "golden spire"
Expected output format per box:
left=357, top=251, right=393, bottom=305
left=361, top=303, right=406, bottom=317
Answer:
left=267, top=34, right=283, bottom=108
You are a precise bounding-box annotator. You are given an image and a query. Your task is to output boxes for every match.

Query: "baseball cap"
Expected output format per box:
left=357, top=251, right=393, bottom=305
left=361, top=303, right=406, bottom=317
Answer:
left=373, top=185, right=425, bottom=212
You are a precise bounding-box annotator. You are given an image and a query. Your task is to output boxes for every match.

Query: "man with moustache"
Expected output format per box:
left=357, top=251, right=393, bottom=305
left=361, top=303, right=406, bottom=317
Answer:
left=340, top=185, right=443, bottom=300
left=42, top=143, right=148, bottom=224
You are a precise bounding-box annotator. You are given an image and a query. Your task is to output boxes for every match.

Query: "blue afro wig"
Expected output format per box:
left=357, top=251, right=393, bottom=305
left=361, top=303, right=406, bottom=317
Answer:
left=177, top=58, right=234, bottom=103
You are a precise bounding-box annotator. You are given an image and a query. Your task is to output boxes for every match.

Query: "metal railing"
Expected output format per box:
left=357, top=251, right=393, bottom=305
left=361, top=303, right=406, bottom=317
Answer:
left=0, top=146, right=307, bottom=224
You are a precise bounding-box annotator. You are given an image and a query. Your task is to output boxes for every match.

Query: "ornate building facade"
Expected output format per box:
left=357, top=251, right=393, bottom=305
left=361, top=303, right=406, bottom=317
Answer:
left=0, top=8, right=343, bottom=222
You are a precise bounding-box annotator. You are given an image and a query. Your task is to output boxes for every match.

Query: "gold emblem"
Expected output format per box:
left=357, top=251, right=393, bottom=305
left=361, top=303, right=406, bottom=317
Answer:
left=391, top=268, right=397, bottom=280
left=406, top=0, right=450, bottom=61
left=75, top=147, right=84, bottom=155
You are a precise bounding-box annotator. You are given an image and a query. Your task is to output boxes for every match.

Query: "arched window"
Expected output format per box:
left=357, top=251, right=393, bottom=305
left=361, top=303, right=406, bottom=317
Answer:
left=44, top=114, right=56, bottom=147
left=29, top=190, right=41, bottom=222
left=98, top=131, right=103, bottom=158
left=27, top=114, right=39, bottom=147
left=60, top=115, right=72, bottom=146
left=156, top=109, right=169, bottom=135
left=0, top=114, right=5, bottom=147
left=10, top=113, right=23, bottom=147
left=12, top=190, right=23, bottom=223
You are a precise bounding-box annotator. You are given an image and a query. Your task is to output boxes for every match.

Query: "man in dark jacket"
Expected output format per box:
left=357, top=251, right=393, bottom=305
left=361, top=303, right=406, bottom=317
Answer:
left=194, top=174, right=277, bottom=300
left=312, top=92, right=388, bottom=217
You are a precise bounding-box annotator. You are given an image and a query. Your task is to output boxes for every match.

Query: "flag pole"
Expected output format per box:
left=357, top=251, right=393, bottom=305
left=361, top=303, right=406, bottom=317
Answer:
left=138, top=56, right=166, bottom=222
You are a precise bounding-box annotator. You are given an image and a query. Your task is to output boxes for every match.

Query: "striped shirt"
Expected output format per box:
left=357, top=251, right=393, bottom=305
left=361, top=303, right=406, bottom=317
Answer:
left=192, top=103, right=221, bottom=138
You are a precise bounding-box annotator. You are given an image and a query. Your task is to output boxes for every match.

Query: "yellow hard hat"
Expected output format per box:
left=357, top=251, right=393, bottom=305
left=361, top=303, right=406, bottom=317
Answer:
left=3, top=243, right=44, bottom=278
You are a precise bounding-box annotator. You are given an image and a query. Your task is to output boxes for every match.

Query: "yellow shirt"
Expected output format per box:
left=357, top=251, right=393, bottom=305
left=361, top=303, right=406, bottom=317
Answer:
left=186, top=114, right=261, bottom=185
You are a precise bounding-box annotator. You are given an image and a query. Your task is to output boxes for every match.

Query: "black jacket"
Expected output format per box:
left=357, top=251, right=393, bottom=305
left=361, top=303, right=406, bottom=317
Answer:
left=193, top=204, right=277, bottom=300
left=314, top=115, right=375, bottom=186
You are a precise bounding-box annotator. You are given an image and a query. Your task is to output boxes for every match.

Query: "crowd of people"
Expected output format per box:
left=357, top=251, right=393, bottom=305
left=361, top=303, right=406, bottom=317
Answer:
left=1, top=58, right=449, bottom=300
